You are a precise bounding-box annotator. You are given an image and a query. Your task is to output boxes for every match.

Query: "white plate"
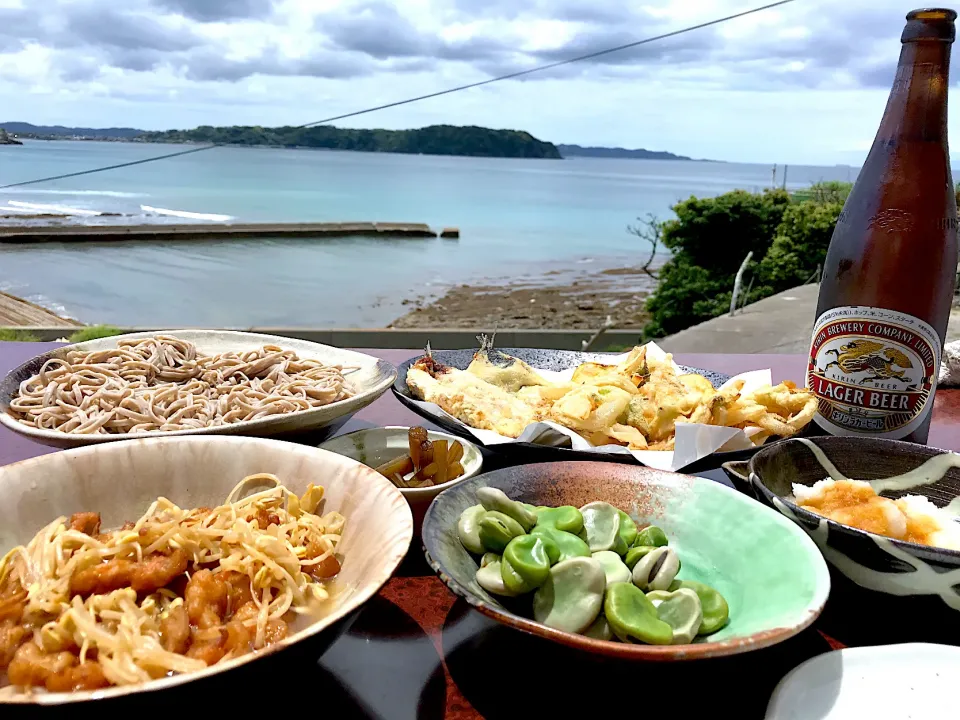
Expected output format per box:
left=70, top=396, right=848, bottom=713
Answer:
left=766, top=643, right=960, bottom=719
left=0, top=329, right=397, bottom=448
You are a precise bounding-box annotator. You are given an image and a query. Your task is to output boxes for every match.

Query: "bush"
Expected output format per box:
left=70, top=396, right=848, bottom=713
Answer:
left=643, top=189, right=790, bottom=338
left=791, top=181, right=852, bottom=205
left=756, top=200, right=844, bottom=291
left=659, top=189, right=790, bottom=271
left=641, top=183, right=852, bottom=339
left=67, top=325, right=125, bottom=343
left=0, top=328, right=40, bottom=341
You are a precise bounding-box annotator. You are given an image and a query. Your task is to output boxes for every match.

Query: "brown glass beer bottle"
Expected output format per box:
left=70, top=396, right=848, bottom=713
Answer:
left=808, top=8, right=958, bottom=444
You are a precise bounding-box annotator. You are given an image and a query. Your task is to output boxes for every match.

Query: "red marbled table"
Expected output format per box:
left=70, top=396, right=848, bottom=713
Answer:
left=3, top=343, right=960, bottom=716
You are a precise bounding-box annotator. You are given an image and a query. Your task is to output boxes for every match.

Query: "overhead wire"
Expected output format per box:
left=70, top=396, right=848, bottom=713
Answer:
left=0, top=0, right=797, bottom=190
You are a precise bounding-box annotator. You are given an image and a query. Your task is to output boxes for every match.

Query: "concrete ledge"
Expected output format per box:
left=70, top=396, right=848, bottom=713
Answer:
left=0, top=222, right=440, bottom=243
left=3, top=327, right=646, bottom=350
left=657, top=285, right=819, bottom=355
left=657, top=283, right=960, bottom=354
left=0, top=291, right=84, bottom=327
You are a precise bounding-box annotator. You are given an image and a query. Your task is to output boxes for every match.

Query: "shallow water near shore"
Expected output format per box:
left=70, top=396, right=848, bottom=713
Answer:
left=0, top=141, right=858, bottom=327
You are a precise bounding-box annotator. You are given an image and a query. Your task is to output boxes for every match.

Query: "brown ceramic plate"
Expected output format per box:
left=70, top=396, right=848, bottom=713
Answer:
left=422, top=461, right=830, bottom=660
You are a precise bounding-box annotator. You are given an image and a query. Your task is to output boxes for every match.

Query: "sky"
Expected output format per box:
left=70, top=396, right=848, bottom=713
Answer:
left=0, top=0, right=954, bottom=165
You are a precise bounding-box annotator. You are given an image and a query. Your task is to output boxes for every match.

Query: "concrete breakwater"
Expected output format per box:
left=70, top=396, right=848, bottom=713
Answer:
left=0, top=222, right=454, bottom=243
left=0, top=291, right=82, bottom=327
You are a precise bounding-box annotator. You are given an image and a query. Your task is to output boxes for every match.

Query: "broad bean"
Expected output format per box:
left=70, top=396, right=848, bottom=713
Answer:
left=614, top=511, right=639, bottom=555
left=668, top=579, right=729, bottom=635
left=579, top=501, right=621, bottom=552
left=624, top=545, right=656, bottom=570
left=502, top=534, right=553, bottom=593
left=533, top=556, right=606, bottom=634
left=584, top=614, right=614, bottom=641
left=531, top=525, right=591, bottom=563
left=477, top=487, right=538, bottom=532
left=475, top=554, right=520, bottom=597
left=457, top=505, right=486, bottom=554
left=592, top=550, right=632, bottom=586
left=635, top=525, right=669, bottom=548
left=632, top=547, right=680, bottom=591
left=478, top=511, right=525, bottom=553
left=535, top=505, right=584, bottom=534
left=458, top=489, right=730, bottom=646
left=646, top=588, right=703, bottom=644
left=604, top=582, right=673, bottom=645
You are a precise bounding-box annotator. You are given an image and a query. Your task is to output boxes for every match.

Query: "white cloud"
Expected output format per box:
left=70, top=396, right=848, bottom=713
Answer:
left=0, top=0, right=952, bottom=164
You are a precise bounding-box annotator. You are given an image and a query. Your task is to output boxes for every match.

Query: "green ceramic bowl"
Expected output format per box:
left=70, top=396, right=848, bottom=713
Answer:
left=423, top=461, right=830, bottom=660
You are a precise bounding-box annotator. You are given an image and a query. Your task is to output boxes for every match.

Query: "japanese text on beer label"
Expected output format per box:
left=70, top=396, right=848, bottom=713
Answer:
left=806, top=306, right=942, bottom=440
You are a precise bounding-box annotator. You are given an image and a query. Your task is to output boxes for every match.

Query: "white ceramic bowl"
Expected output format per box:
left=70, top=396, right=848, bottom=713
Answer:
left=0, top=435, right=413, bottom=705
left=766, top=643, right=960, bottom=719
left=0, top=329, right=397, bottom=449
left=318, top=426, right=483, bottom=523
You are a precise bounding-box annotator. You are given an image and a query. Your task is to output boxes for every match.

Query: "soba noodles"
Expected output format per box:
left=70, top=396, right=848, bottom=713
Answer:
left=0, top=474, right=344, bottom=694
left=8, top=335, right=355, bottom=434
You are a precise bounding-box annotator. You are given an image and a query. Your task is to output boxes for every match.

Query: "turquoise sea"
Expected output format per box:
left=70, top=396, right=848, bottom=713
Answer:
left=0, top=140, right=858, bottom=327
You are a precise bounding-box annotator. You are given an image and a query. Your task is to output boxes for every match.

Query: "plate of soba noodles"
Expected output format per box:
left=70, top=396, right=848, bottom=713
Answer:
left=0, top=434, right=413, bottom=704
left=0, top=330, right=397, bottom=448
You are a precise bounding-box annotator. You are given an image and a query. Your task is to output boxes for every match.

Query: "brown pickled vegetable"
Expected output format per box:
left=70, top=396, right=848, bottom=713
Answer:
left=375, top=455, right=414, bottom=478
left=433, top=441, right=449, bottom=485
left=415, top=462, right=438, bottom=482
left=418, top=440, right=435, bottom=468
left=408, top=427, right=428, bottom=467
left=373, top=427, right=467, bottom=488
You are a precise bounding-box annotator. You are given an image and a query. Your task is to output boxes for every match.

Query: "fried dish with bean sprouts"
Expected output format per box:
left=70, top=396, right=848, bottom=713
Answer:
left=0, top=474, right=344, bottom=695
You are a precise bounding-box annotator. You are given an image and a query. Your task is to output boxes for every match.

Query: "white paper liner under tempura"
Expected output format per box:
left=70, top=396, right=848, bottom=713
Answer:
left=404, top=342, right=774, bottom=471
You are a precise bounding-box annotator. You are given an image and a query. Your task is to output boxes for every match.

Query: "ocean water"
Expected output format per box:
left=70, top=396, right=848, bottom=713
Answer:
left=0, top=140, right=858, bottom=327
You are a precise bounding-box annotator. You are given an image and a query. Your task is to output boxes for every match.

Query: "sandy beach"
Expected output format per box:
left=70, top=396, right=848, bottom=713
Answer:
left=389, top=264, right=655, bottom=329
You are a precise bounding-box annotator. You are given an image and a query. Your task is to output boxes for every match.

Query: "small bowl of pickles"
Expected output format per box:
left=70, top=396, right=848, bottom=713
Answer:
left=318, top=426, right=483, bottom=526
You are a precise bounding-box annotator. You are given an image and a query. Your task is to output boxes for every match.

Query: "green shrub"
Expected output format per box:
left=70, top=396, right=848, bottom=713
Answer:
left=756, top=200, right=844, bottom=291
left=0, top=328, right=40, bottom=341
left=643, top=189, right=790, bottom=338
left=791, top=181, right=852, bottom=205
left=641, top=183, right=853, bottom=339
left=67, top=325, right=125, bottom=343
left=659, top=189, right=790, bottom=271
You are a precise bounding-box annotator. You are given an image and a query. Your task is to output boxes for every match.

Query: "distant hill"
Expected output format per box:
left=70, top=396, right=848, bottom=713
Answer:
left=558, top=144, right=694, bottom=161
left=138, top=124, right=562, bottom=159
left=0, top=122, right=143, bottom=139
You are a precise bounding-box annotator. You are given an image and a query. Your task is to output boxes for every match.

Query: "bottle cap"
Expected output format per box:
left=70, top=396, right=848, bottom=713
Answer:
left=903, top=8, right=957, bottom=42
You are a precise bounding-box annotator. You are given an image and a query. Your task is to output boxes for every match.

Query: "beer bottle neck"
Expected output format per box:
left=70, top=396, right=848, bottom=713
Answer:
left=876, top=41, right=951, bottom=143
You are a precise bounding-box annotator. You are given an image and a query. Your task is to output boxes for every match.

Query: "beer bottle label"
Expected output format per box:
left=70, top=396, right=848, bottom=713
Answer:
left=807, top=306, right=941, bottom=439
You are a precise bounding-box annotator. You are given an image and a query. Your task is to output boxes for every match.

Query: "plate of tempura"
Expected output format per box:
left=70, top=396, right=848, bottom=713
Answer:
left=393, top=337, right=818, bottom=471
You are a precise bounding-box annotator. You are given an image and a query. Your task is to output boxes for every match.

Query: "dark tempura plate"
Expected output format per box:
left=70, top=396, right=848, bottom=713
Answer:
left=392, top=347, right=815, bottom=472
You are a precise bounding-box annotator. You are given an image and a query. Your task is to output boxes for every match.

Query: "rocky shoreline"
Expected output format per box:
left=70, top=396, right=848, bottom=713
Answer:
left=0, top=129, right=23, bottom=145
left=389, top=265, right=655, bottom=330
